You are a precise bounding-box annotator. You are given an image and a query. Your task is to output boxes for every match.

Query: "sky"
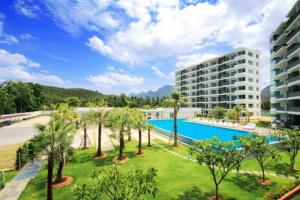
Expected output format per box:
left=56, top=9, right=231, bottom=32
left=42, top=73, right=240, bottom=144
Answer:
left=0, top=0, right=297, bottom=95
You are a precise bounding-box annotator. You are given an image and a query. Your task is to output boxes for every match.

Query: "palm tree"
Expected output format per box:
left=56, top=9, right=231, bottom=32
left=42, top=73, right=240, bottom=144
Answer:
left=233, top=105, right=245, bottom=123
left=168, top=90, right=187, bottom=146
left=132, top=109, right=146, bottom=155
left=146, top=124, right=154, bottom=147
left=36, top=119, right=75, bottom=200
left=106, top=108, right=130, bottom=161
left=88, top=109, right=107, bottom=157
left=79, top=113, right=91, bottom=149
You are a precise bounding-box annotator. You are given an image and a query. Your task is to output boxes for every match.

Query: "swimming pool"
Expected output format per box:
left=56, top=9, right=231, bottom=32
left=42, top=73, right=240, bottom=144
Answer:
left=148, top=119, right=251, bottom=143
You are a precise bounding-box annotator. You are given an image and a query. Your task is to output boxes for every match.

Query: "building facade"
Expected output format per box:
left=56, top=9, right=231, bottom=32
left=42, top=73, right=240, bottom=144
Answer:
left=270, top=0, right=300, bottom=126
left=175, top=48, right=261, bottom=117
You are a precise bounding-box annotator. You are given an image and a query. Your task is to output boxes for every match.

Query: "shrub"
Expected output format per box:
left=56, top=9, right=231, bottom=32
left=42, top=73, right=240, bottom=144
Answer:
left=15, top=140, right=36, bottom=170
left=0, top=181, right=5, bottom=191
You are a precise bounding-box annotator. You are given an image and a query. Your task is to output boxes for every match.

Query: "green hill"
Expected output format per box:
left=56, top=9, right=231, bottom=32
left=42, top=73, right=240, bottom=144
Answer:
left=42, top=85, right=106, bottom=104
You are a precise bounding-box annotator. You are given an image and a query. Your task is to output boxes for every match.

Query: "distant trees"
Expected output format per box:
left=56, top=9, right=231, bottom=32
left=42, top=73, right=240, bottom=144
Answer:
left=0, top=81, right=45, bottom=114
left=189, top=137, right=244, bottom=200
left=65, top=97, right=81, bottom=107
left=74, top=165, right=158, bottom=200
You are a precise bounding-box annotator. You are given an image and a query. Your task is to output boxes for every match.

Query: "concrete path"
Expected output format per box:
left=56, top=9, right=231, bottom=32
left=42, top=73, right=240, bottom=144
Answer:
left=0, top=159, right=44, bottom=200
left=72, top=126, right=114, bottom=151
left=0, top=116, right=50, bottom=147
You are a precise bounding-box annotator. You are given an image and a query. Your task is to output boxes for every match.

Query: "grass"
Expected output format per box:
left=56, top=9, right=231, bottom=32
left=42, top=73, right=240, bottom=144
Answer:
left=0, top=143, right=22, bottom=170
left=18, top=139, right=297, bottom=200
left=255, top=121, right=271, bottom=128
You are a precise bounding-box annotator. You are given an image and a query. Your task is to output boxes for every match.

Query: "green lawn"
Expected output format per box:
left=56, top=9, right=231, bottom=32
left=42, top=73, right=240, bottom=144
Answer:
left=19, top=140, right=297, bottom=200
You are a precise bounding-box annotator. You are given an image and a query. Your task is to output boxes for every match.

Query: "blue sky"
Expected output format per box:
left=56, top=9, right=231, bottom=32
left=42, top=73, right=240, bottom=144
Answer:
left=0, top=0, right=296, bottom=94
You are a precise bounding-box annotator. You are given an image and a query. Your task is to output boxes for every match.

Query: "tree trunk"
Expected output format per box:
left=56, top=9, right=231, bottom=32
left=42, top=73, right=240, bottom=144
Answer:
left=96, top=122, right=102, bottom=156
left=138, top=129, right=142, bottom=154
left=290, top=158, right=295, bottom=170
left=215, top=183, right=219, bottom=200
left=173, top=106, right=178, bottom=146
left=83, top=123, right=87, bottom=149
left=47, top=153, right=54, bottom=200
left=128, top=129, right=131, bottom=141
left=260, top=163, right=266, bottom=181
left=118, top=131, right=124, bottom=160
left=148, top=128, right=151, bottom=147
left=55, top=158, right=64, bottom=183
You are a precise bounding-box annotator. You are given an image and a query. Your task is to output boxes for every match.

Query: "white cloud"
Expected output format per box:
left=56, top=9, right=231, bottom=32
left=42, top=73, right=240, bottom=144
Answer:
left=14, top=0, right=40, bottom=18
left=44, top=0, right=119, bottom=35
left=0, top=14, right=19, bottom=44
left=151, top=66, right=165, bottom=78
left=19, top=33, right=38, bottom=40
left=87, top=71, right=144, bottom=88
left=0, top=49, right=66, bottom=86
left=86, top=36, right=113, bottom=55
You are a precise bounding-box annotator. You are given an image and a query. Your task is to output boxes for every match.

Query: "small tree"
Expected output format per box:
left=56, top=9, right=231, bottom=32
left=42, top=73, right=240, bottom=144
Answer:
left=189, top=137, right=244, bottom=199
left=275, top=129, right=300, bottom=170
left=106, top=108, right=130, bottom=161
left=74, top=165, right=157, bottom=200
left=65, top=97, right=81, bottom=107
left=233, top=105, right=245, bottom=123
left=132, top=109, right=146, bottom=155
left=240, top=135, right=279, bottom=184
left=212, top=106, right=225, bottom=119
left=225, top=109, right=236, bottom=122
left=146, top=124, right=154, bottom=147
left=88, top=109, right=107, bottom=157
left=79, top=113, right=92, bottom=149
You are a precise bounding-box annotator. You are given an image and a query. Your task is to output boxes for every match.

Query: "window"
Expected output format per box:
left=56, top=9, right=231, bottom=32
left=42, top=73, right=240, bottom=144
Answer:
left=248, top=52, right=253, bottom=57
left=248, top=78, right=253, bottom=82
left=248, top=60, right=254, bottom=65
left=256, top=55, right=259, bottom=59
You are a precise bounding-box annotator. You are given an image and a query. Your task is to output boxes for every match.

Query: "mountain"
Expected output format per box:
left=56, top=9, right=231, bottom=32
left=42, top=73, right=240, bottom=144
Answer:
left=131, top=85, right=174, bottom=98
left=42, top=85, right=106, bottom=104
left=261, top=85, right=271, bottom=101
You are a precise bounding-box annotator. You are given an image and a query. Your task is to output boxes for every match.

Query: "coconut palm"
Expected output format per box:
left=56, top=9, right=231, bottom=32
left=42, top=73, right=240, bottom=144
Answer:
left=88, top=109, right=107, bottom=157
left=79, top=113, right=92, bottom=149
left=168, top=90, right=187, bottom=146
left=233, top=105, right=245, bottom=123
left=36, top=118, right=75, bottom=200
left=106, top=108, right=130, bottom=160
left=132, top=109, right=146, bottom=155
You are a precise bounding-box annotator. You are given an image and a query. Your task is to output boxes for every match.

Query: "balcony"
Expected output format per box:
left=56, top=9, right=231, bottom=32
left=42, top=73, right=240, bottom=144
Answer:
left=275, top=94, right=287, bottom=99
left=288, top=91, right=300, bottom=98
left=275, top=81, right=285, bottom=87
left=287, top=43, right=300, bottom=55
left=288, top=107, right=300, bottom=112
left=275, top=68, right=285, bottom=76
left=288, top=75, right=300, bottom=83
left=287, top=58, right=300, bottom=70
left=287, top=26, right=300, bottom=41
left=287, top=11, right=300, bottom=28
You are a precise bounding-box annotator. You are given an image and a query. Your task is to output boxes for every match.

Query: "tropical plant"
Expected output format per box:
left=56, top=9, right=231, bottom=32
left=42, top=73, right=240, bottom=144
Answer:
left=146, top=124, right=154, bottom=147
left=189, top=137, right=244, bottom=200
left=79, top=113, right=92, bottom=149
left=240, top=135, right=279, bottom=184
left=275, top=129, right=300, bottom=170
left=225, top=109, right=236, bottom=122
left=35, top=118, right=75, bottom=200
left=88, top=109, right=107, bottom=157
left=73, top=165, right=158, bottom=200
left=233, top=105, right=245, bottom=123
left=132, top=109, right=147, bottom=155
left=212, top=106, right=225, bottom=119
left=106, top=108, right=131, bottom=160
left=167, top=90, right=187, bottom=146
left=65, top=97, right=81, bottom=107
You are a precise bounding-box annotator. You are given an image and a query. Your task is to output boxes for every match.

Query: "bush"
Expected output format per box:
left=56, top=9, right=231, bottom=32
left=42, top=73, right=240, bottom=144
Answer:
left=0, top=181, right=5, bottom=191
left=264, top=180, right=300, bottom=200
left=15, top=141, right=36, bottom=170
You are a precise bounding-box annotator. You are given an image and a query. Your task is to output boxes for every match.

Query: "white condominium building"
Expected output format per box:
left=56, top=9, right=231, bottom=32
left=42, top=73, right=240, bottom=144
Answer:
left=175, top=48, right=261, bottom=117
left=270, top=0, right=300, bottom=126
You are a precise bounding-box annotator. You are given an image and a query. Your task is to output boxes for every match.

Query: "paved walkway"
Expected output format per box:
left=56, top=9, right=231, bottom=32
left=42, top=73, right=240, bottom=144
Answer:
left=0, top=159, right=44, bottom=200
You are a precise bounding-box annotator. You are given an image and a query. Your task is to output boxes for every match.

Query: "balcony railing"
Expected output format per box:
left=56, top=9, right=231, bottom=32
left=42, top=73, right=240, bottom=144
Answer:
left=287, top=43, right=300, bottom=55
left=275, top=94, right=286, bottom=99
left=288, top=107, right=300, bottom=112
left=276, top=81, right=285, bottom=87
left=287, top=11, right=300, bottom=27
left=287, top=59, right=300, bottom=70
left=288, top=76, right=300, bottom=83
left=287, top=26, right=300, bottom=41
left=275, top=68, right=285, bottom=75
left=276, top=107, right=286, bottom=111
left=288, top=91, right=300, bottom=98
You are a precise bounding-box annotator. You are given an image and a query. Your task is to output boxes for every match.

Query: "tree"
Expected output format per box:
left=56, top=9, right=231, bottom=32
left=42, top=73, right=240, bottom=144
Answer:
left=0, top=87, right=15, bottom=114
left=240, top=135, right=279, bottom=184
left=106, top=108, right=131, bottom=161
left=65, top=97, right=81, bottom=107
left=167, top=90, right=187, bottom=146
left=212, top=106, right=225, bottom=119
left=146, top=124, right=154, bottom=147
left=225, top=109, right=236, bottom=122
left=132, top=109, right=146, bottom=155
left=119, top=93, right=129, bottom=107
left=233, top=105, right=245, bottom=123
left=79, top=113, right=92, bottom=149
left=245, top=110, right=253, bottom=122
left=35, top=119, right=75, bottom=200
left=275, top=129, right=300, bottom=170
left=189, top=137, right=244, bottom=200
left=88, top=109, right=107, bottom=157
left=74, top=165, right=157, bottom=200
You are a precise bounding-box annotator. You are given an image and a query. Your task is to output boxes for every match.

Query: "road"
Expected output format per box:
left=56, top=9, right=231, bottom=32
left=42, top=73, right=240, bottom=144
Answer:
left=0, top=116, right=50, bottom=147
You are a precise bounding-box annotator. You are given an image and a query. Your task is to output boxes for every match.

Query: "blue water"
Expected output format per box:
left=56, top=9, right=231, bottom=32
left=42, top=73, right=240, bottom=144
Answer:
left=148, top=119, right=251, bottom=142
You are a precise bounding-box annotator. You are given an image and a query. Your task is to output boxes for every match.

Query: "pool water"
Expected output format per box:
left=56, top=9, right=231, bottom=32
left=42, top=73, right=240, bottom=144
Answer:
left=148, top=119, right=252, bottom=142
